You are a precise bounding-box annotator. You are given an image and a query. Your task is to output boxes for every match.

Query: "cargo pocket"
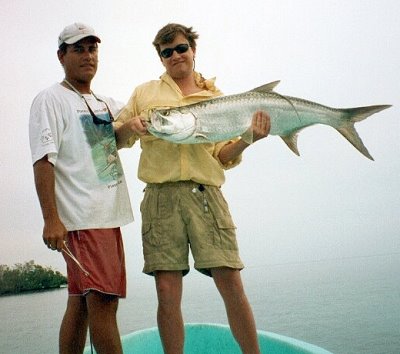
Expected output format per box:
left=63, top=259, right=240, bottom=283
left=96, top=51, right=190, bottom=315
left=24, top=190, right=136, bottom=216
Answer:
left=141, top=221, right=169, bottom=255
left=215, top=217, right=238, bottom=250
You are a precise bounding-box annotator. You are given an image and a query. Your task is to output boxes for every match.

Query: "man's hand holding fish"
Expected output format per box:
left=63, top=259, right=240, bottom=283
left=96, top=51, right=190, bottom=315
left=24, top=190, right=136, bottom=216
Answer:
left=241, top=110, right=272, bottom=145
left=115, top=116, right=147, bottom=149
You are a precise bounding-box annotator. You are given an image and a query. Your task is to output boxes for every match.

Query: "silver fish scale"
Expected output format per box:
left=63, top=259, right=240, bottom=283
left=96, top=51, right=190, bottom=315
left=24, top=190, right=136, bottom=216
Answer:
left=181, top=91, right=345, bottom=138
left=149, top=84, right=390, bottom=159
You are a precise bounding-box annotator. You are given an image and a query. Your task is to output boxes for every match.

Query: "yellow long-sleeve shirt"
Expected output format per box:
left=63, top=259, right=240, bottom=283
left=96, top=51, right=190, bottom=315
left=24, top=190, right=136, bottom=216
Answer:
left=115, top=73, right=242, bottom=187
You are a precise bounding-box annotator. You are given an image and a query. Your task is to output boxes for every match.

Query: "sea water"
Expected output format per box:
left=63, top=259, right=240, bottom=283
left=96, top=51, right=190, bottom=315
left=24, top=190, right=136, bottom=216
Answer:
left=0, top=254, right=399, bottom=354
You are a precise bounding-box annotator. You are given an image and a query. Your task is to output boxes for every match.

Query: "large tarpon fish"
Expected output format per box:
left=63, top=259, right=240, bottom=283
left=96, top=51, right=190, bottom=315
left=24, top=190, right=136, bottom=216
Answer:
left=148, top=81, right=391, bottom=160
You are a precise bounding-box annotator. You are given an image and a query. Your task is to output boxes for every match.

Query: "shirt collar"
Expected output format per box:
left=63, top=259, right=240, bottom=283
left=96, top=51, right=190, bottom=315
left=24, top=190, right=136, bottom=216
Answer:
left=160, top=72, right=222, bottom=97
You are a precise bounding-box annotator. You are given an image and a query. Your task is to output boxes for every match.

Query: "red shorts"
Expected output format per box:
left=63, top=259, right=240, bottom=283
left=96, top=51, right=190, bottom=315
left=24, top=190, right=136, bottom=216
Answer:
left=63, top=228, right=126, bottom=298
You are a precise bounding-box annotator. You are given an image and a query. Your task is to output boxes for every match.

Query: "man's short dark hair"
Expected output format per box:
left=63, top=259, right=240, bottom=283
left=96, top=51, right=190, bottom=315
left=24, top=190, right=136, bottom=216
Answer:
left=153, top=23, right=199, bottom=57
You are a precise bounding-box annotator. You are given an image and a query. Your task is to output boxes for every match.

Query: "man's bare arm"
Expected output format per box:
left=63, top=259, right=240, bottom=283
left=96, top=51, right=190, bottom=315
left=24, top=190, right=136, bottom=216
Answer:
left=33, top=156, right=67, bottom=251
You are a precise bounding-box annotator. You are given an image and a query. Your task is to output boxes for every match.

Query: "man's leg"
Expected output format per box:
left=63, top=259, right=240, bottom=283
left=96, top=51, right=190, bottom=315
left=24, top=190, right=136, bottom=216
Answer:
left=155, top=271, right=184, bottom=354
left=59, top=296, right=89, bottom=354
left=86, top=291, right=122, bottom=354
left=212, top=267, right=261, bottom=354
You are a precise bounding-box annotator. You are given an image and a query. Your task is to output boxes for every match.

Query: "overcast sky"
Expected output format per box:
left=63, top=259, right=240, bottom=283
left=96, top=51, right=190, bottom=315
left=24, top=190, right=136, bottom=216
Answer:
left=1, top=0, right=399, bottom=275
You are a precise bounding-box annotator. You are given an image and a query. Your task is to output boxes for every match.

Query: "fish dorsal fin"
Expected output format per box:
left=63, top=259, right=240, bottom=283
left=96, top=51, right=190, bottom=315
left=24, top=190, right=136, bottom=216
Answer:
left=257, top=84, right=303, bottom=125
left=250, top=80, right=280, bottom=93
left=250, top=80, right=302, bottom=124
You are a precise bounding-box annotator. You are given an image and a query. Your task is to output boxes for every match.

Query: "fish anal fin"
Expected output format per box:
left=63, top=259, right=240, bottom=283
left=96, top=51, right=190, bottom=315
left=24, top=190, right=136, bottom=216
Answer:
left=250, top=80, right=280, bottom=93
left=337, top=125, right=374, bottom=161
left=281, top=133, right=300, bottom=156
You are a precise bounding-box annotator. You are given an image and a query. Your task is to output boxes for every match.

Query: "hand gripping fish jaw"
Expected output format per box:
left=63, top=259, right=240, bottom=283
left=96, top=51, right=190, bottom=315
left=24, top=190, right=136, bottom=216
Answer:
left=149, top=109, right=197, bottom=141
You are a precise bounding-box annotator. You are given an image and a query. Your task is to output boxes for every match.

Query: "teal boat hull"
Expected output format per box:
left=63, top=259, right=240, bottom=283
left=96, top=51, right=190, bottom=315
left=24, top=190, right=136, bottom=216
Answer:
left=84, top=323, right=333, bottom=353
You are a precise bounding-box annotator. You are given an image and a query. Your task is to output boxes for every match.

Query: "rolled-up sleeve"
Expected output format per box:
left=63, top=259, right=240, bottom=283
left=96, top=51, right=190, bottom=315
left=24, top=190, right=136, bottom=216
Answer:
left=213, top=139, right=242, bottom=170
left=113, top=94, right=140, bottom=148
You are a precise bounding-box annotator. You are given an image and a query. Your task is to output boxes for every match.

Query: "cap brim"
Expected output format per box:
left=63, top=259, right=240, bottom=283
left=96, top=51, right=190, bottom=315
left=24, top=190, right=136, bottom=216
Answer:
left=61, top=34, right=101, bottom=46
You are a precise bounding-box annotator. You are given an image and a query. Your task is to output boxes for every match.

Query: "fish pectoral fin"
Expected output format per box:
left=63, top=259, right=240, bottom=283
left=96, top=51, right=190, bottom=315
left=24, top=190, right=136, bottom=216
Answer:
left=281, top=133, right=300, bottom=156
left=250, top=80, right=280, bottom=93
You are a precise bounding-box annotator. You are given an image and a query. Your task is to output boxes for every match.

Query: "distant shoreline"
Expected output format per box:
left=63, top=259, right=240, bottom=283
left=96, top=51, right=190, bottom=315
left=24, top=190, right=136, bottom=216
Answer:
left=0, top=284, right=67, bottom=297
left=0, top=261, right=67, bottom=297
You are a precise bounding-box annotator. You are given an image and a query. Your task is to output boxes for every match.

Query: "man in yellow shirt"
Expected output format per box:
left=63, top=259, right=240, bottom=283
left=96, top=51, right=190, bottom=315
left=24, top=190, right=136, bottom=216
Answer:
left=115, top=23, right=270, bottom=354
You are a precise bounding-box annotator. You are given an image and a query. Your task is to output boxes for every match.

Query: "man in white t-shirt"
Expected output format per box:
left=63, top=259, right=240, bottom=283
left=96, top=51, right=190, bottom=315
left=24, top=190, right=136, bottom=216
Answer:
left=29, top=23, right=133, bottom=354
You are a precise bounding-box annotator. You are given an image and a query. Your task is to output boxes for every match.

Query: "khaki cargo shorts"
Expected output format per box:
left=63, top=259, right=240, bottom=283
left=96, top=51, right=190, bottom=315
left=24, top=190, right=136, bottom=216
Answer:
left=140, top=181, right=244, bottom=276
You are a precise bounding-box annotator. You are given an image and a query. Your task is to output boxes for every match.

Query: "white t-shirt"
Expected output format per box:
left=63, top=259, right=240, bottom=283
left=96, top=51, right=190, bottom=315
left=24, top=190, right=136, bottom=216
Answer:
left=29, top=83, right=134, bottom=231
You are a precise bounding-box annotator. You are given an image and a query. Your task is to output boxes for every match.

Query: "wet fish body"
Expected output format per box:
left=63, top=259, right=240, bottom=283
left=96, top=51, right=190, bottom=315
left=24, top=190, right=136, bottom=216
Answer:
left=148, top=81, right=391, bottom=160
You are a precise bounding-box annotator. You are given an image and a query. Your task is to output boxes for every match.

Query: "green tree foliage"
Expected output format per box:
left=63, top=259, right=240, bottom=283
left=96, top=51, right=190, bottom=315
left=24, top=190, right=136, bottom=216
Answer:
left=0, top=260, right=67, bottom=295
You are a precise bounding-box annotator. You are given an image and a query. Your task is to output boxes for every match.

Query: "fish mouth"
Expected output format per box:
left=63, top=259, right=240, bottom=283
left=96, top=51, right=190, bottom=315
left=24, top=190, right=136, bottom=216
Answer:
left=149, top=110, right=197, bottom=141
left=150, top=110, right=179, bottom=132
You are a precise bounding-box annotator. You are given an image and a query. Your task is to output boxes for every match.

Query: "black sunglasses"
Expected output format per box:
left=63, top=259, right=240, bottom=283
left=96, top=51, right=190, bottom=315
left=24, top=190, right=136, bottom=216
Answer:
left=82, top=94, right=114, bottom=125
left=160, top=43, right=190, bottom=59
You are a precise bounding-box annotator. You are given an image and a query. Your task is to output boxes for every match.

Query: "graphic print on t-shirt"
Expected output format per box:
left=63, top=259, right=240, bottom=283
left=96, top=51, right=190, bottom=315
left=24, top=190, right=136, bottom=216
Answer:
left=79, top=112, right=123, bottom=184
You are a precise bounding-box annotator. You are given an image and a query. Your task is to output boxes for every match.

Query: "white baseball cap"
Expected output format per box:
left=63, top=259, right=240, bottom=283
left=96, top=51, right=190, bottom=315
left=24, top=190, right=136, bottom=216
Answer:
left=58, top=22, right=101, bottom=47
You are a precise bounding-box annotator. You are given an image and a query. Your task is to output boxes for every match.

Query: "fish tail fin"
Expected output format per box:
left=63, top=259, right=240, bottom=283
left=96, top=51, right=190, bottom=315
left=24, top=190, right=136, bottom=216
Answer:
left=346, top=105, right=392, bottom=123
left=338, top=105, right=391, bottom=161
left=337, top=125, right=374, bottom=160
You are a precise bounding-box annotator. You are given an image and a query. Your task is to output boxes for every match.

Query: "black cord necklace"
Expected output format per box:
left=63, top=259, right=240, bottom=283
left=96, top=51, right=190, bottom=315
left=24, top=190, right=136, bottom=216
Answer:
left=63, top=79, right=114, bottom=125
